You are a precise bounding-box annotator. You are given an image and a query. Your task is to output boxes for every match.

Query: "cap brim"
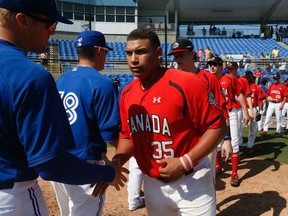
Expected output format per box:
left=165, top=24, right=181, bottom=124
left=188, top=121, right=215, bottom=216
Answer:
left=227, top=66, right=237, bottom=69
left=167, top=49, right=189, bottom=56
left=105, top=46, right=113, bottom=51
left=50, top=14, right=73, bottom=24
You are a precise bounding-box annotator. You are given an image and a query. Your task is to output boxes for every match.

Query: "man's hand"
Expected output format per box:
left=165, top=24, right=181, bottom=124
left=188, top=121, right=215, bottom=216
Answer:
left=221, top=140, right=232, bottom=162
left=91, top=155, right=129, bottom=197
left=242, top=111, right=251, bottom=125
left=157, top=157, right=186, bottom=181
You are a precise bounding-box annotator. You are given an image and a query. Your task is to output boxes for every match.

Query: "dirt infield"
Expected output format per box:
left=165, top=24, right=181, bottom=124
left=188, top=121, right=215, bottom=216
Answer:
left=39, top=148, right=288, bottom=216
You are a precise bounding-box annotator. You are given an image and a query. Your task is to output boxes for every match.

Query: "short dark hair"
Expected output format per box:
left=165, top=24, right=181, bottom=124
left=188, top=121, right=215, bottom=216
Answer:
left=127, top=28, right=161, bottom=49
left=76, top=46, right=96, bottom=60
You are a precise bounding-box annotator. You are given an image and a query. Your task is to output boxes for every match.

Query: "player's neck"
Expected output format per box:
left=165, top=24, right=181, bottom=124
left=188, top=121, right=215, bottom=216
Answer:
left=140, top=67, right=164, bottom=90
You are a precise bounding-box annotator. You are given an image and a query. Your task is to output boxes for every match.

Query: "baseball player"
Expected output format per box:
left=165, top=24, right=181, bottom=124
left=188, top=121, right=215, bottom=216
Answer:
left=281, top=79, right=288, bottom=133
left=227, top=62, right=253, bottom=149
left=242, top=71, right=263, bottom=154
left=260, top=73, right=286, bottom=137
left=0, top=1, right=128, bottom=215
left=208, top=57, right=250, bottom=187
left=51, top=30, right=121, bottom=216
left=167, top=39, right=232, bottom=180
left=95, top=28, right=227, bottom=215
left=257, top=78, right=269, bottom=131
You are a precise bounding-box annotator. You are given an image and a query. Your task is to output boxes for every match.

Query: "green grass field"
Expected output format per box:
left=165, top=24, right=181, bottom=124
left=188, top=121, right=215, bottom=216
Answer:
left=241, top=127, right=288, bottom=165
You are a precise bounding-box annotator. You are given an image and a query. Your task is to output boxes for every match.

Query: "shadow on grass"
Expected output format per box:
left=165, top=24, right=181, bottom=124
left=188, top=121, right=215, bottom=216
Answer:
left=216, top=191, right=286, bottom=216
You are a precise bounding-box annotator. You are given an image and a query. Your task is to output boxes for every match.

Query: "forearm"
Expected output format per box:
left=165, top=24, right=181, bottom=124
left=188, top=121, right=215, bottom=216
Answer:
left=247, top=96, right=253, bottom=111
left=238, top=93, right=249, bottom=114
left=113, top=138, right=134, bottom=166
left=186, top=123, right=227, bottom=164
left=35, top=152, right=115, bottom=185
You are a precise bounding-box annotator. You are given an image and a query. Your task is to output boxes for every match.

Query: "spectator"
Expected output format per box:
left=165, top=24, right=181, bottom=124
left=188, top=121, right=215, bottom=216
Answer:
left=198, top=47, right=203, bottom=61
left=279, top=60, right=287, bottom=75
left=204, top=46, right=212, bottom=61
left=244, top=54, right=251, bottom=69
left=40, top=52, right=48, bottom=68
left=271, top=47, right=279, bottom=58
left=265, top=52, right=271, bottom=60
left=202, top=27, right=207, bottom=36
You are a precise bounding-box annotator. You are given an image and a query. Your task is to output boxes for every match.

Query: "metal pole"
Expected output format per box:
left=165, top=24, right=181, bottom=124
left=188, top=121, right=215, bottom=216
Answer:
left=164, top=15, right=167, bottom=68
left=89, top=0, right=92, bottom=30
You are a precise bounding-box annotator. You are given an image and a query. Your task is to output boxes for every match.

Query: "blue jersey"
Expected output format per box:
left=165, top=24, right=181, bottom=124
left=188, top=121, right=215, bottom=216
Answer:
left=56, top=66, right=120, bottom=161
left=0, top=39, right=75, bottom=184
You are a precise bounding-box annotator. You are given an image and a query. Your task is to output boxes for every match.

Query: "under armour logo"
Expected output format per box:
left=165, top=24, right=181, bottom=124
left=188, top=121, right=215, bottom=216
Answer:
left=153, top=97, right=161, bottom=103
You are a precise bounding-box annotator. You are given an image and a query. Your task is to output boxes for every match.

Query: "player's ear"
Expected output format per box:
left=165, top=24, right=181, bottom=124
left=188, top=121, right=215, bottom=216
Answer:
left=15, top=13, right=29, bottom=29
left=156, top=46, right=163, bottom=62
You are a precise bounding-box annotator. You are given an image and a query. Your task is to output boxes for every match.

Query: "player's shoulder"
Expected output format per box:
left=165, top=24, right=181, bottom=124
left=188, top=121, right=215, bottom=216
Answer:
left=164, top=68, right=208, bottom=92
left=165, top=68, right=201, bottom=82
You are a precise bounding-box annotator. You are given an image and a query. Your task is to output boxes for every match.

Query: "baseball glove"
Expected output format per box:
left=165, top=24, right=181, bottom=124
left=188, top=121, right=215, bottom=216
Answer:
left=255, top=113, right=261, bottom=121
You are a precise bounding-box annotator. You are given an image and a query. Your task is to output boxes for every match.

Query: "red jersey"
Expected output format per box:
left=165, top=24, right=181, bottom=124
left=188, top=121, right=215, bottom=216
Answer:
left=236, top=76, right=251, bottom=108
left=218, top=74, right=241, bottom=110
left=267, top=83, right=286, bottom=102
left=258, top=87, right=268, bottom=106
left=196, top=70, right=228, bottom=119
left=249, top=83, right=261, bottom=107
left=254, top=70, right=262, bottom=78
left=119, top=68, right=225, bottom=178
left=285, top=86, right=288, bottom=102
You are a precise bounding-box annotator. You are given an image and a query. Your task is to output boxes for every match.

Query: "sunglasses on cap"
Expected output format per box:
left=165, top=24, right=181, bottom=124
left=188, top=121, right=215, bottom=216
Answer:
left=94, top=46, right=109, bottom=54
left=25, top=14, right=58, bottom=32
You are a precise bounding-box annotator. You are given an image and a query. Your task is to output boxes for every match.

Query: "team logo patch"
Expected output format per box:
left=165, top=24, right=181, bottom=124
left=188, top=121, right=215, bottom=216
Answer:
left=208, top=91, right=217, bottom=105
left=172, top=42, right=179, bottom=49
left=77, top=37, right=83, bottom=47
left=153, top=97, right=161, bottom=103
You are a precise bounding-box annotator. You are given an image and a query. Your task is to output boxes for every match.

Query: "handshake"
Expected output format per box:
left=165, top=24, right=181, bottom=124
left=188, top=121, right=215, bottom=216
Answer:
left=90, top=154, right=129, bottom=197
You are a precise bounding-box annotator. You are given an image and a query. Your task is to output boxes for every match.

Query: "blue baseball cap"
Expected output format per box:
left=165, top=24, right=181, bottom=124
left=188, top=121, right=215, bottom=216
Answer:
left=76, top=30, right=113, bottom=50
left=0, top=0, right=73, bottom=24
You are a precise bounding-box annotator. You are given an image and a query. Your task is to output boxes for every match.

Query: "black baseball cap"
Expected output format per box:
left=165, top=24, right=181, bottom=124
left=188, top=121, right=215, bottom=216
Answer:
left=207, top=57, right=223, bottom=66
left=227, top=61, right=238, bottom=69
left=273, top=72, right=280, bottom=79
left=0, top=0, right=73, bottom=24
left=243, top=71, right=253, bottom=78
left=167, top=39, right=194, bottom=56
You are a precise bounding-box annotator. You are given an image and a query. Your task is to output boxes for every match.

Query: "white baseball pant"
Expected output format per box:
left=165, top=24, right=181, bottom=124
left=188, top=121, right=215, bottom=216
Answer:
left=0, top=180, right=48, bottom=216
left=127, top=156, right=144, bottom=209
left=281, top=102, right=288, bottom=129
left=236, top=108, right=243, bottom=147
left=143, top=157, right=215, bottom=216
left=51, top=159, right=106, bottom=216
left=257, top=101, right=267, bottom=131
left=228, top=108, right=240, bottom=153
left=263, top=102, right=282, bottom=133
left=247, top=108, right=258, bottom=148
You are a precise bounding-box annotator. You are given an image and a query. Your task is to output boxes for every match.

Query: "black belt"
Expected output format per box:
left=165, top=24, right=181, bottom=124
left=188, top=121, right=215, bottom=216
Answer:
left=0, top=182, right=14, bottom=190
left=270, top=101, right=280, bottom=103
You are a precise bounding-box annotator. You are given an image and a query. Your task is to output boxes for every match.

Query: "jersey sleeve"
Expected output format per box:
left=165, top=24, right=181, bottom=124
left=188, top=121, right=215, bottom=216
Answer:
left=185, top=77, right=225, bottom=133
